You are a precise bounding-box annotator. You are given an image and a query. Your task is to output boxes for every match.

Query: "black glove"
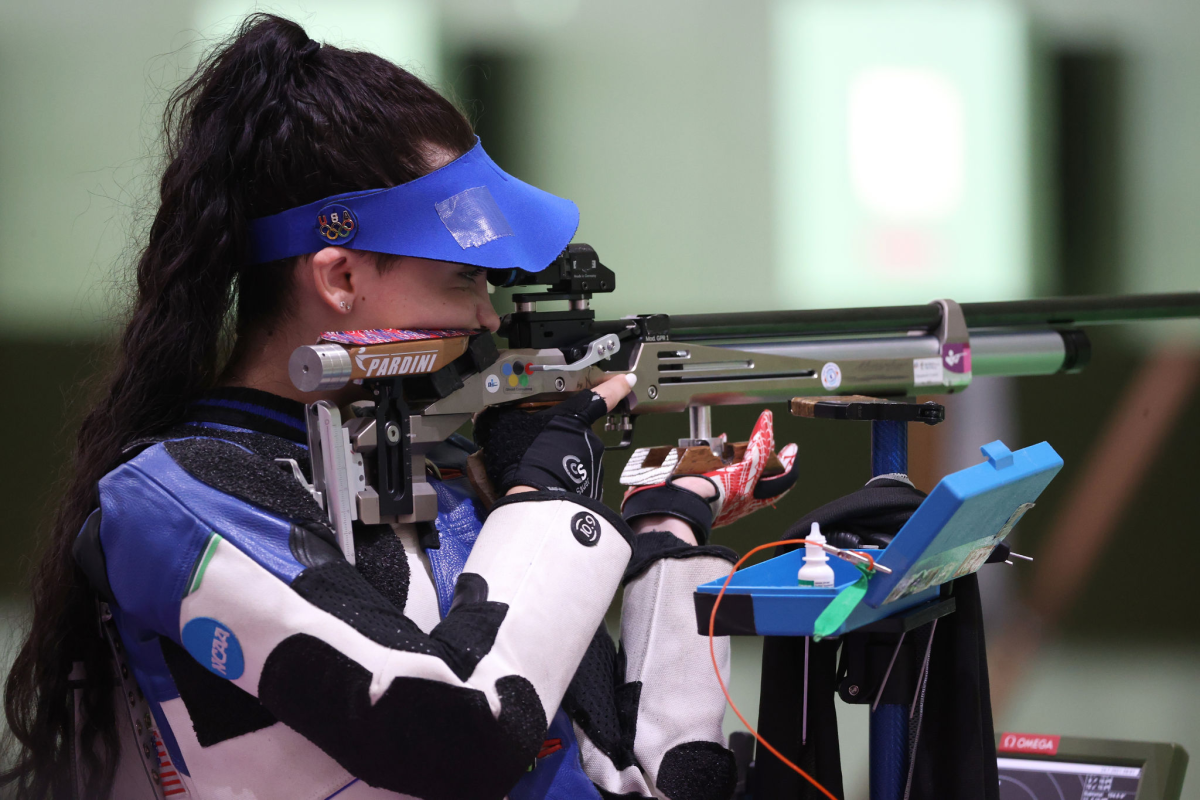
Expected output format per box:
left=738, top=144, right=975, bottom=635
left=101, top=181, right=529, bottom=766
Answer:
left=473, top=389, right=609, bottom=500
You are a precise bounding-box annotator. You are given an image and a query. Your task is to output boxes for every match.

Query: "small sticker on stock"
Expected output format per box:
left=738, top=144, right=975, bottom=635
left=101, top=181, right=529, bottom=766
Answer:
left=941, top=343, right=971, bottom=373
left=503, top=361, right=533, bottom=389
left=913, top=357, right=944, bottom=386
left=820, top=362, right=842, bottom=391
left=485, top=374, right=500, bottom=393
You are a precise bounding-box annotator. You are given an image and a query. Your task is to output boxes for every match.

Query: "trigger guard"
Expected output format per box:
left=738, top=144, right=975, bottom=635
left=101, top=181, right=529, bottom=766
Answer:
left=604, top=397, right=636, bottom=451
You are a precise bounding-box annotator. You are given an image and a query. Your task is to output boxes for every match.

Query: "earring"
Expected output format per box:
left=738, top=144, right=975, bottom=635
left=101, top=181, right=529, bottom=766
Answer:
left=340, top=301, right=350, bottom=311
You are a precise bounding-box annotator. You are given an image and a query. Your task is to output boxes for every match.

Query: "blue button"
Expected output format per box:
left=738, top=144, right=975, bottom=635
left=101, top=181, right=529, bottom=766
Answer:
left=502, top=362, right=512, bottom=376
left=980, top=440, right=1014, bottom=470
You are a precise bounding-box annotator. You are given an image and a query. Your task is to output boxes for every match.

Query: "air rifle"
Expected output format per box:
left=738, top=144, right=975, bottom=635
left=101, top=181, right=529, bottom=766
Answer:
left=286, top=243, right=1200, bottom=562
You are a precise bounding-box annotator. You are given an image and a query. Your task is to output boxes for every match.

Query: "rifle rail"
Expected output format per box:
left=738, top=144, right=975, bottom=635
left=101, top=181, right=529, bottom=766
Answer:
left=669, top=291, right=1200, bottom=341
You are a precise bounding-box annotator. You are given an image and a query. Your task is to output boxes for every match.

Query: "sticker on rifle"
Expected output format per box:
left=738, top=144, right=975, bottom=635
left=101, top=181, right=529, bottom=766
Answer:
left=942, top=343, right=971, bottom=373
left=820, top=362, right=842, bottom=391
left=355, top=350, right=439, bottom=378
left=485, top=374, right=500, bottom=393
left=500, top=360, right=533, bottom=390
left=913, top=357, right=944, bottom=386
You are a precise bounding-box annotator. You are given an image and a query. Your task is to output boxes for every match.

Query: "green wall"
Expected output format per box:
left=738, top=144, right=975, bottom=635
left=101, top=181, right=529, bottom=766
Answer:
left=1, top=0, right=1197, bottom=626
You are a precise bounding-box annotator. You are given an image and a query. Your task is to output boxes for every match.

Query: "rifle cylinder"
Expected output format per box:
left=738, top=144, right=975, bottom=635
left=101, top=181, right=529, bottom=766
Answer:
left=290, top=344, right=353, bottom=392
left=722, top=329, right=1086, bottom=379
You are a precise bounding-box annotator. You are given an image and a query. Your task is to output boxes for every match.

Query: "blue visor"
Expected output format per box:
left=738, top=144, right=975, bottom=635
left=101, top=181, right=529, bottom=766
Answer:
left=247, top=138, right=578, bottom=272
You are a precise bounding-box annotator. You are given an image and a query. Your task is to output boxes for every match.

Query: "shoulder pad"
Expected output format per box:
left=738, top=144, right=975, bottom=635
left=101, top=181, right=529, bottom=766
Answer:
left=124, top=425, right=311, bottom=481
left=98, top=443, right=311, bottom=638
left=161, top=437, right=323, bottom=524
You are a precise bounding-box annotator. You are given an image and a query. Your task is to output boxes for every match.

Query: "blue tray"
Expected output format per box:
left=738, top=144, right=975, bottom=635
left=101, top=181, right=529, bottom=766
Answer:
left=694, top=440, right=1063, bottom=637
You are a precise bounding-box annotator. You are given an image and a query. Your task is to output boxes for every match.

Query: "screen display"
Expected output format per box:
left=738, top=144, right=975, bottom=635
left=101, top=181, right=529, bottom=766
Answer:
left=997, top=757, right=1142, bottom=800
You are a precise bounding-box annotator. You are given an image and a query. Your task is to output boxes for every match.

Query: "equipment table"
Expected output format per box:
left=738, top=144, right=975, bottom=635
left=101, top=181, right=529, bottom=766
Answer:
left=695, top=412, right=1063, bottom=800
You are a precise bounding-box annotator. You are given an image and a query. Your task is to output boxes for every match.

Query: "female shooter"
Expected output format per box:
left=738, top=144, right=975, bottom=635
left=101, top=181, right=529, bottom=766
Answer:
left=2, top=15, right=796, bottom=800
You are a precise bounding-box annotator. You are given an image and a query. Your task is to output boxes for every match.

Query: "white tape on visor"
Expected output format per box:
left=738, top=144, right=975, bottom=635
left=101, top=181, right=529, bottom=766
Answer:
left=435, top=185, right=515, bottom=249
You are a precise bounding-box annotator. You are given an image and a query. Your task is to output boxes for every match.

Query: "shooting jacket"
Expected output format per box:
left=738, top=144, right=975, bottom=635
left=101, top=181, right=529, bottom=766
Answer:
left=79, top=388, right=738, bottom=800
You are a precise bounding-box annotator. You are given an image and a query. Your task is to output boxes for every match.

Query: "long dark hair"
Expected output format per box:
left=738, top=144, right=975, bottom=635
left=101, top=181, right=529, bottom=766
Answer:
left=2, top=15, right=474, bottom=798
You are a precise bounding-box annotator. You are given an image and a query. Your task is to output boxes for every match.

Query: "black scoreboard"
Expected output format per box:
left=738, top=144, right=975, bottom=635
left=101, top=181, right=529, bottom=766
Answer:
left=995, top=734, right=1188, bottom=800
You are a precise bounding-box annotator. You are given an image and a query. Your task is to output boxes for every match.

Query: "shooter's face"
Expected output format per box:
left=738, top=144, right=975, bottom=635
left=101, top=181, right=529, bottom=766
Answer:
left=337, top=141, right=501, bottom=333
left=354, top=256, right=501, bottom=333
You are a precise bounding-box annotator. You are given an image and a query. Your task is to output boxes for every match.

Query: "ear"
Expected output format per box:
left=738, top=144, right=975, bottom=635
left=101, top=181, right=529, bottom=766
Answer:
left=309, top=247, right=375, bottom=314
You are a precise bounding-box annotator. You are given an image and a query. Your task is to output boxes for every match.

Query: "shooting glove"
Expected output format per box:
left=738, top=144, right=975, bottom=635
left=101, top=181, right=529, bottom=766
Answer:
left=621, top=410, right=799, bottom=543
left=474, top=389, right=609, bottom=500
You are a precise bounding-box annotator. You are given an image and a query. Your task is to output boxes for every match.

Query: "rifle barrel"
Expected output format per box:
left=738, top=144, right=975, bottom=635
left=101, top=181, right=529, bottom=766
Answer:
left=668, top=292, right=1200, bottom=341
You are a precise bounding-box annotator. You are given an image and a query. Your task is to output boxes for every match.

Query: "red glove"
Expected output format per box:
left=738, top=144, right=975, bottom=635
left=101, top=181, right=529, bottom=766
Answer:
left=620, top=410, right=799, bottom=541
left=704, top=410, right=799, bottom=527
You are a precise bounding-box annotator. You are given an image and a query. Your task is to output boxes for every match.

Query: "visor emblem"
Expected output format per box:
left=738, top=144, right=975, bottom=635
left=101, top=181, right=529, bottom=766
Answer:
left=317, top=204, right=357, bottom=245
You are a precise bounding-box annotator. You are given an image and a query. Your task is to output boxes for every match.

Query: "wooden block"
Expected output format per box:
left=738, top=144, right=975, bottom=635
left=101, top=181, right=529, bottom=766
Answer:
left=672, top=443, right=785, bottom=477
left=790, top=395, right=882, bottom=417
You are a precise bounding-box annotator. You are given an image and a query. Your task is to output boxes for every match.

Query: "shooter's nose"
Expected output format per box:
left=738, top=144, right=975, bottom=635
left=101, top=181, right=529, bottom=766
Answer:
left=477, top=296, right=501, bottom=333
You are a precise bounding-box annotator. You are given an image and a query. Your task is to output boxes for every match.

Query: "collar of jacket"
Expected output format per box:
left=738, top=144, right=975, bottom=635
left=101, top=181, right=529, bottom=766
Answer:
left=184, top=387, right=309, bottom=445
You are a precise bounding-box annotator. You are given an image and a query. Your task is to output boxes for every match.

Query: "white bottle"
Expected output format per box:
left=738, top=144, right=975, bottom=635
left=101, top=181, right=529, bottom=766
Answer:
left=797, top=523, right=836, bottom=588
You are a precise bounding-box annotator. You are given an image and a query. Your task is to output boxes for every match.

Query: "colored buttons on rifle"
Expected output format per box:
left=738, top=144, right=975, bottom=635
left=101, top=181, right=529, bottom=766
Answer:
left=316, top=204, right=357, bottom=245
left=502, top=361, right=532, bottom=387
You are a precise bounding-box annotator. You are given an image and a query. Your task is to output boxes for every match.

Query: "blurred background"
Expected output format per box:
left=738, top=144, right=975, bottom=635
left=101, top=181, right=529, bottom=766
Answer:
left=0, top=0, right=1197, bottom=797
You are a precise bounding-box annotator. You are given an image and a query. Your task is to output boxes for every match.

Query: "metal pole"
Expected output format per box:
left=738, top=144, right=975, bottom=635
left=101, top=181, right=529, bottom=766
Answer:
left=668, top=291, right=1200, bottom=340
left=689, top=405, right=712, bottom=441
left=869, top=418, right=909, bottom=800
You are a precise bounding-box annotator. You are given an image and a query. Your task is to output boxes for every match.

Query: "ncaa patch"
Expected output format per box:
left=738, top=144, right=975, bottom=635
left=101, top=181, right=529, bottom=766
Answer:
left=181, top=617, right=245, bottom=680
left=316, top=204, right=357, bottom=245
left=570, top=511, right=601, bottom=547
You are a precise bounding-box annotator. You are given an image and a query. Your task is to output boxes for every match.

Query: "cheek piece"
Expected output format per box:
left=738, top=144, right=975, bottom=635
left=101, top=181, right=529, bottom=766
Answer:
left=246, top=136, right=580, bottom=274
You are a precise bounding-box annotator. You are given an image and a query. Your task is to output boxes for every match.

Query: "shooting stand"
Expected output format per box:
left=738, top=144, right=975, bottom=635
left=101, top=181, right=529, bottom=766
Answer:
left=695, top=398, right=1063, bottom=800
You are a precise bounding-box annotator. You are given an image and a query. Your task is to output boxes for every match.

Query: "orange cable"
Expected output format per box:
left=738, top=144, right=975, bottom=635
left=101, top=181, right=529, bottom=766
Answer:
left=856, top=549, right=876, bottom=572
left=707, top=538, right=876, bottom=800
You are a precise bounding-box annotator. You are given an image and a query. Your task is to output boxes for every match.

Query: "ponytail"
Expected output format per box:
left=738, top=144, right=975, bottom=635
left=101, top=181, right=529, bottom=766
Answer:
left=2, top=14, right=473, bottom=797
